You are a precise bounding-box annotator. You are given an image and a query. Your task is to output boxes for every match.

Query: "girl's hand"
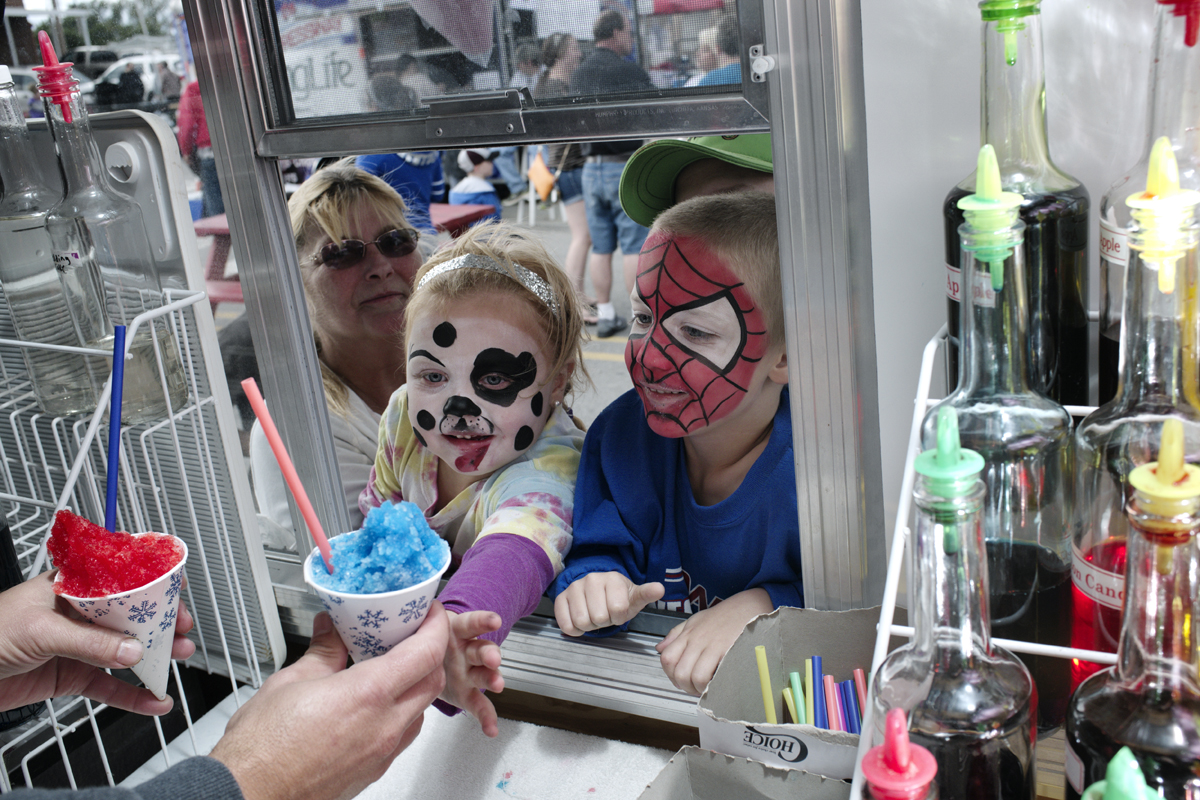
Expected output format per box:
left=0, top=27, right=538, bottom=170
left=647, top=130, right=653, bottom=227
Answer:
left=655, top=588, right=772, bottom=696
left=553, top=571, right=664, bottom=636
left=442, top=610, right=504, bottom=738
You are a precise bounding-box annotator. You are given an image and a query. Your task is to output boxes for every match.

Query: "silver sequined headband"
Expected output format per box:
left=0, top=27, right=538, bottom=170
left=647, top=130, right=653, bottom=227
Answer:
left=416, top=253, right=560, bottom=318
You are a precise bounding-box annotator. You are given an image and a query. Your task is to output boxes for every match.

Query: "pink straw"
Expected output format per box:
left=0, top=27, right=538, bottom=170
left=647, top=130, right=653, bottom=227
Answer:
left=240, top=378, right=334, bottom=572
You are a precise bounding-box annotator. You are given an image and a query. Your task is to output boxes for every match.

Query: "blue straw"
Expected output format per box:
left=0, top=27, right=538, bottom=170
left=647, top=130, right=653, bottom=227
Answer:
left=104, top=325, right=126, bottom=532
left=812, top=656, right=827, bottom=729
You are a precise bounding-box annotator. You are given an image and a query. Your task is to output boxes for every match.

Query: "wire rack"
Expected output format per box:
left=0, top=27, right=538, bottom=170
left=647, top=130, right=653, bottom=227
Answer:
left=847, top=323, right=1118, bottom=800
left=0, top=290, right=284, bottom=793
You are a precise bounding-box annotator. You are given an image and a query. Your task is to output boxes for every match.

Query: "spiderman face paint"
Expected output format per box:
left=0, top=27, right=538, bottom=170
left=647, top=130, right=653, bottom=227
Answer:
left=407, top=305, right=552, bottom=476
left=626, top=233, right=770, bottom=437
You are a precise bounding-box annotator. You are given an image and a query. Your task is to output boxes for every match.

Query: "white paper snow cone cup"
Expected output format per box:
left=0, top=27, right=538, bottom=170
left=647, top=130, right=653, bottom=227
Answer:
left=303, top=546, right=449, bottom=663
left=55, top=534, right=188, bottom=701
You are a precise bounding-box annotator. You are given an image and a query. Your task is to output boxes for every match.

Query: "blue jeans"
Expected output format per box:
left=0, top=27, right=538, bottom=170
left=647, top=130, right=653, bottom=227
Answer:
left=200, top=157, right=225, bottom=217
left=557, top=167, right=584, bottom=205
left=582, top=161, right=649, bottom=255
left=492, top=146, right=528, bottom=194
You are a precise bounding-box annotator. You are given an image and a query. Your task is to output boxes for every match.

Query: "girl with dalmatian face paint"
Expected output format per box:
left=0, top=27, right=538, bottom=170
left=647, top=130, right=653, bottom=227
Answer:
left=360, top=224, right=587, bottom=738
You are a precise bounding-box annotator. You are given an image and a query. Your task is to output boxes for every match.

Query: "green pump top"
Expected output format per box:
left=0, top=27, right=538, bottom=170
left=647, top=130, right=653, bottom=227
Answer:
left=979, top=0, right=1040, bottom=65
left=1080, top=747, right=1159, bottom=800
left=958, top=145, right=1024, bottom=290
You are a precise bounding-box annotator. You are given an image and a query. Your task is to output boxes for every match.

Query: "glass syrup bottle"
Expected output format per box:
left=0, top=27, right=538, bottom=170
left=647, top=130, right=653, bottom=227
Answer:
left=1064, top=418, right=1200, bottom=799
left=862, top=707, right=939, bottom=800
left=0, top=65, right=107, bottom=417
left=874, top=406, right=1036, bottom=800
left=925, top=144, right=1073, bottom=733
left=34, top=33, right=187, bottom=424
left=1071, top=137, right=1200, bottom=687
left=945, top=0, right=1089, bottom=408
left=1098, top=1, right=1200, bottom=405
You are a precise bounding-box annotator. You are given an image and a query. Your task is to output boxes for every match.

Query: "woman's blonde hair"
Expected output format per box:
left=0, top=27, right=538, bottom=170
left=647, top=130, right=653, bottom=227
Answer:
left=405, top=222, right=589, bottom=400
left=287, top=158, right=417, bottom=416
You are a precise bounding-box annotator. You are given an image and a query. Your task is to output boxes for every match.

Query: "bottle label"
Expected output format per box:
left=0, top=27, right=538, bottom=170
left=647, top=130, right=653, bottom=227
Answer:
left=51, top=249, right=82, bottom=275
left=946, top=263, right=961, bottom=302
left=1072, top=541, right=1125, bottom=610
left=971, top=269, right=996, bottom=308
left=1064, top=739, right=1084, bottom=794
left=1099, top=218, right=1129, bottom=268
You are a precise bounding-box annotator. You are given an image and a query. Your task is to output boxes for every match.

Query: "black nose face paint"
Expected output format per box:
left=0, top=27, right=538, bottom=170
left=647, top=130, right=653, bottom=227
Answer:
left=472, top=349, right=537, bottom=407
left=440, top=395, right=493, bottom=436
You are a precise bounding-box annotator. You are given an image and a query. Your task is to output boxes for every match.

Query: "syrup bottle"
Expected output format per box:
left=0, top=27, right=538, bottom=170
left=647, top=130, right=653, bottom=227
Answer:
left=1065, top=418, right=1200, bottom=799
left=1097, top=1, right=1200, bottom=405
left=34, top=33, right=188, bottom=423
left=945, top=0, right=1089, bottom=407
left=0, top=64, right=107, bottom=417
left=874, top=406, right=1036, bottom=800
left=862, top=708, right=939, bottom=800
left=924, top=144, right=1073, bottom=733
left=1071, top=137, right=1200, bottom=686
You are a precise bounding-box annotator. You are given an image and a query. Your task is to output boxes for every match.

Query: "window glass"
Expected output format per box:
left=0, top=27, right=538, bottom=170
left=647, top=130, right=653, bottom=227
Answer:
left=269, top=0, right=744, bottom=121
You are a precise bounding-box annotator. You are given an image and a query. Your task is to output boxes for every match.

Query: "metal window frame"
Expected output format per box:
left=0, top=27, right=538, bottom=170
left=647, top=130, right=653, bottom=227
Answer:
left=184, top=0, right=882, bottom=674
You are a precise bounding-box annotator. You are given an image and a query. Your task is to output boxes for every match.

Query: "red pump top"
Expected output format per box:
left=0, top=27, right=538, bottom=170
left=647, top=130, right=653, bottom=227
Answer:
left=1160, top=0, right=1200, bottom=46
left=33, top=31, right=76, bottom=123
left=860, top=708, right=939, bottom=800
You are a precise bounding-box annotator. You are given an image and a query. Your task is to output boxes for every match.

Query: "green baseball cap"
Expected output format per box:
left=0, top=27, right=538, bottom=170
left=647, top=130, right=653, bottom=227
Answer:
left=619, top=133, right=773, bottom=227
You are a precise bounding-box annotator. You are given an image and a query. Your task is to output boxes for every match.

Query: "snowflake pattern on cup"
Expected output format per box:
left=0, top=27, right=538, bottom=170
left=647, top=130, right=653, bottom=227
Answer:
left=128, top=600, right=158, bottom=624
left=358, top=609, right=387, bottom=629
left=400, top=597, right=428, bottom=623
left=165, top=572, right=183, bottom=604
left=350, top=630, right=389, bottom=658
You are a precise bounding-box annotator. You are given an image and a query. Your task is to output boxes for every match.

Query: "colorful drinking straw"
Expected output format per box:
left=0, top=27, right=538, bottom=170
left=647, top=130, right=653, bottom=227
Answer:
left=241, top=378, right=334, bottom=572
left=103, top=325, right=126, bottom=532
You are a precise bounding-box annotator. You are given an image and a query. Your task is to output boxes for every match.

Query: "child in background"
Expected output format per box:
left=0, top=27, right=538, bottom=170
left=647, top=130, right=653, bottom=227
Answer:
left=360, top=223, right=587, bottom=736
left=552, top=192, right=802, bottom=697
left=449, top=149, right=503, bottom=225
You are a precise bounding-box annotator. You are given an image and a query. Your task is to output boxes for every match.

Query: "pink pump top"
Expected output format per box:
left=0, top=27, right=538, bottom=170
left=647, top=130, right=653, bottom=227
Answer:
left=861, top=708, right=939, bottom=800
left=32, top=31, right=76, bottom=123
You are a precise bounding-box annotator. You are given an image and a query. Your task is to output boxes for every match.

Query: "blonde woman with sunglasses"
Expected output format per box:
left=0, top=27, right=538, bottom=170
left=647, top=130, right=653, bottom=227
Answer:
left=250, top=161, right=425, bottom=550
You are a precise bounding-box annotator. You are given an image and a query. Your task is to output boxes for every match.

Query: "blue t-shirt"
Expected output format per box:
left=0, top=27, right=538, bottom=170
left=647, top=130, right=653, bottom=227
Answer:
left=355, top=152, right=444, bottom=235
left=552, top=388, right=803, bottom=623
left=697, top=62, right=742, bottom=86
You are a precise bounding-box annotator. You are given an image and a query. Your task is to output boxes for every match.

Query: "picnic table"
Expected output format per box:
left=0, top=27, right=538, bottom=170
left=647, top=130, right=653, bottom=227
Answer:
left=195, top=203, right=497, bottom=310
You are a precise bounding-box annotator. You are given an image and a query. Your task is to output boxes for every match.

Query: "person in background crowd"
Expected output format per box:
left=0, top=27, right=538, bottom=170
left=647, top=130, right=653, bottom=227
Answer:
left=356, top=73, right=444, bottom=242
left=533, top=32, right=594, bottom=323
left=684, top=26, right=719, bottom=87
left=0, top=569, right=449, bottom=800
left=696, top=16, right=742, bottom=86
left=492, top=42, right=542, bottom=205
left=116, top=62, right=144, bottom=105
left=570, top=9, right=655, bottom=339
left=155, top=62, right=181, bottom=103
left=448, top=148, right=502, bottom=225
left=176, top=80, right=224, bottom=217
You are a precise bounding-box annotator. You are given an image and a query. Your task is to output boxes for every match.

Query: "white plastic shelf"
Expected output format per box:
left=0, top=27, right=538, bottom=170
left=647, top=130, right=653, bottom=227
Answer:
left=847, top=324, right=1118, bottom=800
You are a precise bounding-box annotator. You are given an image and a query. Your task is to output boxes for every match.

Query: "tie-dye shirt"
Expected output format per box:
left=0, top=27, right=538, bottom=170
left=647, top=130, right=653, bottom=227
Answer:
left=359, top=385, right=585, bottom=575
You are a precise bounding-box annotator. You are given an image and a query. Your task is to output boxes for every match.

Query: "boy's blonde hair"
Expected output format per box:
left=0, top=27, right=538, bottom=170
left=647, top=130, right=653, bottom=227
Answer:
left=286, top=159, right=419, bottom=417
left=406, top=222, right=589, bottom=399
left=650, top=191, right=784, bottom=348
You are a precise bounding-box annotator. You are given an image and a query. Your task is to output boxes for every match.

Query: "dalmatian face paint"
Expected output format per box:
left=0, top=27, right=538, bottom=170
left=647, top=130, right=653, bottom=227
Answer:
left=626, top=232, right=770, bottom=437
left=407, top=306, right=553, bottom=476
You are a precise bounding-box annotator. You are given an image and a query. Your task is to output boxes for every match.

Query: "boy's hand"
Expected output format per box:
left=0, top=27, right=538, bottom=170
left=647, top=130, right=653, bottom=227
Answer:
left=441, top=610, right=504, bottom=738
left=554, top=572, right=664, bottom=636
left=656, top=588, right=773, bottom=696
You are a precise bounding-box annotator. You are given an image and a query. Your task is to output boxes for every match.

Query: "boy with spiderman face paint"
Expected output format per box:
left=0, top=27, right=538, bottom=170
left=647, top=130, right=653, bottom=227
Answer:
left=552, top=192, right=803, bottom=697
left=361, top=227, right=588, bottom=736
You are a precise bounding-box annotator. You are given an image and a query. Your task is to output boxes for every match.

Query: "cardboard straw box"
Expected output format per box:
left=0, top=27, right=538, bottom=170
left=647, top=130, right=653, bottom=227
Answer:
left=638, top=746, right=850, bottom=800
left=697, top=606, right=886, bottom=779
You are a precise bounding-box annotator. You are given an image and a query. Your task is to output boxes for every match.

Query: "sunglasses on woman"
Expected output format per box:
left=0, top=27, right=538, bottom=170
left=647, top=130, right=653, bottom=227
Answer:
left=309, top=228, right=421, bottom=269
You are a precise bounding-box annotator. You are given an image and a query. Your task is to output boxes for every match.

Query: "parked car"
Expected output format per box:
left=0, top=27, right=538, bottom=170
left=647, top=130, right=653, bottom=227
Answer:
left=6, top=66, right=39, bottom=117
left=61, top=46, right=120, bottom=79
left=80, top=54, right=183, bottom=108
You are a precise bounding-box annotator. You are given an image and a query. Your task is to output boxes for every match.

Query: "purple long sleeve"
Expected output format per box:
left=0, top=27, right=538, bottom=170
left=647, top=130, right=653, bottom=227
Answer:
left=438, top=533, right=555, bottom=644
